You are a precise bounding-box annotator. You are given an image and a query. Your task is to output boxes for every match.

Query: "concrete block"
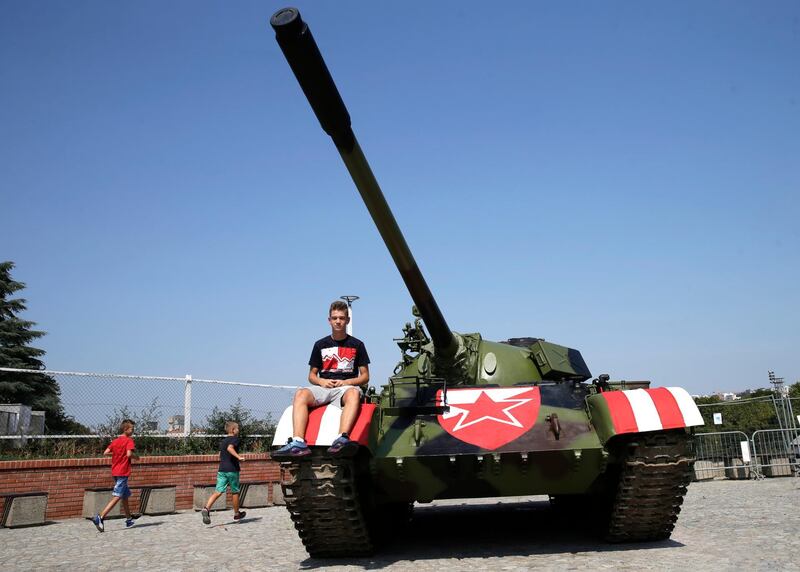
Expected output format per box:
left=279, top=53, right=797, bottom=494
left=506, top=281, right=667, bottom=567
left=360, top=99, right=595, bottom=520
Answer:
left=0, top=404, right=31, bottom=447
left=82, top=489, right=122, bottom=518
left=241, top=482, right=270, bottom=508
left=193, top=485, right=226, bottom=511
left=693, top=460, right=716, bottom=481
left=2, top=494, right=48, bottom=528
left=28, top=411, right=45, bottom=435
left=140, top=487, right=176, bottom=515
left=725, top=458, right=750, bottom=480
left=764, top=458, right=794, bottom=477
left=272, top=482, right=285, bottom=506
left=0, top=411, right=11, bottom=434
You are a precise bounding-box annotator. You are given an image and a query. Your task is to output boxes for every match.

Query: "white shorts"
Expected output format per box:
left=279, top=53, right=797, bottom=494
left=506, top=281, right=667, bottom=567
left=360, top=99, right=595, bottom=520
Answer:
left=306, top=385, right=363, bottom=408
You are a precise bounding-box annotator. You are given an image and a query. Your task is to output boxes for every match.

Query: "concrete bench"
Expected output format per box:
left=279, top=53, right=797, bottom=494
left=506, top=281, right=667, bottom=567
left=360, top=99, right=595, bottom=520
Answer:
left=239, top=481, right=270, bottom=508
left=1, top=491, right=48, bottom=528
left=272, top=482, right=285, bottom=506
left=82, top=485, right=176, bottom=518
left=83, top=488, right=122, bottom=518
left=193, top=483, right=226, bottom=511
left=134, top=485, right=176, bottom=515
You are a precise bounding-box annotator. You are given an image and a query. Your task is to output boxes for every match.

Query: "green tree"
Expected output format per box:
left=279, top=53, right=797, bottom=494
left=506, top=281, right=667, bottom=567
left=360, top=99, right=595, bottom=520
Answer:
left=204, top=398, right=276, bottom=438
left=694, top=393, right=778, bottom=435
left=95, top=398, right=162, bottom=436
left=0, top=261, right=83, bottom=432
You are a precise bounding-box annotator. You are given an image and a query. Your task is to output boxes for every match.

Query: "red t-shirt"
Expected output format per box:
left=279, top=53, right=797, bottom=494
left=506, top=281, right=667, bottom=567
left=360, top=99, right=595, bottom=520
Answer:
left=108, top=435, right=136, bottom=476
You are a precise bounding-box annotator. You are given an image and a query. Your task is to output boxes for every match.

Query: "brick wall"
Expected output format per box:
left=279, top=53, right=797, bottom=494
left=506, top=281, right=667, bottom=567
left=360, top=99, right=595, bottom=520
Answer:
left=0, top=454, right=281, bottom=520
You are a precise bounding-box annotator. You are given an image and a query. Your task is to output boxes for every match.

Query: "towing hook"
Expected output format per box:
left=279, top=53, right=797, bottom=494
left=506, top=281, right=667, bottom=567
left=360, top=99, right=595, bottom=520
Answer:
left=546, top=413, right=561, bottom=440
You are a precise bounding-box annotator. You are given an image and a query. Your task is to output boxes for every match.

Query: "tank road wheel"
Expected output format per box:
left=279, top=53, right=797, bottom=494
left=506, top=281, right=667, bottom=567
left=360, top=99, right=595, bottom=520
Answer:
left=279, top=451, right=373, bottom=558
left=603, top=429, right=694, bottom=543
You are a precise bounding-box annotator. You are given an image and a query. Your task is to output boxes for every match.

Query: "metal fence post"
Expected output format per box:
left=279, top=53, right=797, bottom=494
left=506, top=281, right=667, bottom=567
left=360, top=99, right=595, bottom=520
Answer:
left=184, top=375, right=192, bottom=436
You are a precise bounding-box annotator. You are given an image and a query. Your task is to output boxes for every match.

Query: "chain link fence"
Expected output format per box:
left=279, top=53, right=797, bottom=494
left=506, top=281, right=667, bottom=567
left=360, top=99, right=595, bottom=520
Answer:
left=2, top=366, right=798, bottom=473
left=0, top=368, right=297, bottom=456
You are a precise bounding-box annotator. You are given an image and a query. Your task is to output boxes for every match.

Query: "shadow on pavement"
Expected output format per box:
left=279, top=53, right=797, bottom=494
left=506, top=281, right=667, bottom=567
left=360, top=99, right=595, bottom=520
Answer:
left=103, top=522, right=164, bottom=533
left=205, top=516, right=263, bottom=529
left=1, top=520, right=60, bottom=529
left=298, top=498, right=684, bottom=569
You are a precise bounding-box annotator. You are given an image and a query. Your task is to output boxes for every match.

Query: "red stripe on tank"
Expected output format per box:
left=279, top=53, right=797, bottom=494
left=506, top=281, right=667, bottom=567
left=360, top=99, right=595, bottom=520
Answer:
left=304, top=407, right=325, bottom=445
left=647, top=387, right=685, bottom=429
left=300, top=404, right=376, bottom=446
left=603, top=391, right=638, bottom=434
left=349, top=404, right=376, bottom=445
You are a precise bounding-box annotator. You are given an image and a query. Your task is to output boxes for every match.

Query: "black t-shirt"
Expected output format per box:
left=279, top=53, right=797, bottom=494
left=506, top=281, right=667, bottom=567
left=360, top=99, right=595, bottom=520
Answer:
left=219, top=435, right=240, bottom=472
left=308, top=335, right=370, bottom=381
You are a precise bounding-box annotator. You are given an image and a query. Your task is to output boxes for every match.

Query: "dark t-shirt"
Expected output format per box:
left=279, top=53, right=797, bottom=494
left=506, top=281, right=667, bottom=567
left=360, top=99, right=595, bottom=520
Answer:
left=219, top=435, right=240, bottom=472
left=308, top=335, right=370, bottom=381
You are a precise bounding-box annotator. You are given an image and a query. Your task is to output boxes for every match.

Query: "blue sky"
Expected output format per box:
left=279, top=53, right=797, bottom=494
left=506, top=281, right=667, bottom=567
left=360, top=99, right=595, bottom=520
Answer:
left=2, top=1, right=798, bottom=395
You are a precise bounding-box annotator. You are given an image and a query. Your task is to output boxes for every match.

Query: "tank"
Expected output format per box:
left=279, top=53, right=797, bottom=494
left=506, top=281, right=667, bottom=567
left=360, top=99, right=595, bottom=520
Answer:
left=269, top=8, right=704, bottom=558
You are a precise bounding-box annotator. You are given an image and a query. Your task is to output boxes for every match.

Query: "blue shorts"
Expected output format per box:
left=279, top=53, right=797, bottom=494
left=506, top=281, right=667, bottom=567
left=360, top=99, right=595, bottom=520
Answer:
left=112, top=476, right=132, bottom=499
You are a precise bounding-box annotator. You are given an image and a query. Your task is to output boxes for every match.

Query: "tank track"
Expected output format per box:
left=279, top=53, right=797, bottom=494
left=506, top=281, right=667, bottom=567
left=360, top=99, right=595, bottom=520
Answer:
left=605, top=430, right=694, bottom=542
left=279, top=452, right=373, bottom=558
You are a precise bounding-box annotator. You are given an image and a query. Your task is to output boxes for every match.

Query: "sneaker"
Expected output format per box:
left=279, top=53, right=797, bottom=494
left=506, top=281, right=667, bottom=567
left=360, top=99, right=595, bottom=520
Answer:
left=327, top=434, right=359, bottom=457
left=125, top=518, right=136, bottom=528
left=233, top=511, right=247, bottom=521
left=91, top=514, right=104, bottom=532
left=201, top=507, right=211, bottom=525
left=272, top=438, right=311, bottom=460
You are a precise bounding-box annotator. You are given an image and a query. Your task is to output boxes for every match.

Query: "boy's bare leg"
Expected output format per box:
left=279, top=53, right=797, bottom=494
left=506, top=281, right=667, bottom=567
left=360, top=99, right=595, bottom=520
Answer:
left=99, top=496, right=120, bottom=519
left=204, top=491, right=223, bottom=510
left=121, top=498, right=132, bottom=519
left=338, top=388, right=361, bottom=435
left=232, top=493, right=240, bottom=514
left=292, top=389, right=315, bottom=438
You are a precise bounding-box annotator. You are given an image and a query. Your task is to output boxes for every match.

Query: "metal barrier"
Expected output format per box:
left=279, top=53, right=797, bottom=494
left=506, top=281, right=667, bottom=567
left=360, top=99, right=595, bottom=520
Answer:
left=694, top=431, right=753, bottom=480
left=694, top=429, right=800, bottom=481
left=751, top=429, right=800, bottom=478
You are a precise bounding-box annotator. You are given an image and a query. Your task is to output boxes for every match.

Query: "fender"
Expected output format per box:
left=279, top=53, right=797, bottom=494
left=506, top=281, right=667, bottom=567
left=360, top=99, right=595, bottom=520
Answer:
left=273, top=403, right=377, bottom=450
left=586, top=387, right=704, bottom=445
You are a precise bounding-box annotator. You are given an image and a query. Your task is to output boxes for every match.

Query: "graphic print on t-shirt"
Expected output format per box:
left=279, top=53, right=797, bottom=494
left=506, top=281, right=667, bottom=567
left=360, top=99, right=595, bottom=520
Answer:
left=321, top=346, right=357, bottom=374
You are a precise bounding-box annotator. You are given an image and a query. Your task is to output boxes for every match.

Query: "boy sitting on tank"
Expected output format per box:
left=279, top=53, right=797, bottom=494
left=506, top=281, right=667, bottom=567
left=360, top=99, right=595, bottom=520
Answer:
left=272, top=300, right=370, bottom=459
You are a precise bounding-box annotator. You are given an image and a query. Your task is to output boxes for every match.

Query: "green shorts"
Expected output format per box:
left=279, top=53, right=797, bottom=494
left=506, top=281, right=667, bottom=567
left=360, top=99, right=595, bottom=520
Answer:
left=215, top=471, right=240, bottom=493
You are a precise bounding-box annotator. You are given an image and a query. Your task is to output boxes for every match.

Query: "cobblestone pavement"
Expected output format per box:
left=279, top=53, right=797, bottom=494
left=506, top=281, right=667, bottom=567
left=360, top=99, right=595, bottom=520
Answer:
left=1, top=478, right=798, bottom=571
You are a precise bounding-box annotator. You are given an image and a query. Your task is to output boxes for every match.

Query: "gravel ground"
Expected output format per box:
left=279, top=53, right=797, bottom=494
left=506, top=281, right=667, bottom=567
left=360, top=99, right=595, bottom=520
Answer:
left=1, top=477, right=798, bottom=571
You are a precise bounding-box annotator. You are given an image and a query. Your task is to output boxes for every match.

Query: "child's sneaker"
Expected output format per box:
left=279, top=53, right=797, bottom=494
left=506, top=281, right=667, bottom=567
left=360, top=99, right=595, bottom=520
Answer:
left=272, top=438, right=311, bottom=460
left=91, top=514, right=104, bottom=532
left=233, top=511, right=247, bottom=521
left=327, top=434, right=359, bottom=458
left=125, top=518, right=136, bottom=528
left=201, top=507, right=211, bottom=525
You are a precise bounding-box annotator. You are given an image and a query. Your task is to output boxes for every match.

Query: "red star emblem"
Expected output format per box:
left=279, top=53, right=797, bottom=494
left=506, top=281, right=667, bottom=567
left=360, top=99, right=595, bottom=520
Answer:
left=437, top=387, right=541, bottom=450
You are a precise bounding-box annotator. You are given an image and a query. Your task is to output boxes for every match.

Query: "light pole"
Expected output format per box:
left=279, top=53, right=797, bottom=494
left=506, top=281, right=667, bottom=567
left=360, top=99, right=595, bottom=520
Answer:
left=769, top=370, right=798, bottom=458
left=340, top=295, right=360, bottom=336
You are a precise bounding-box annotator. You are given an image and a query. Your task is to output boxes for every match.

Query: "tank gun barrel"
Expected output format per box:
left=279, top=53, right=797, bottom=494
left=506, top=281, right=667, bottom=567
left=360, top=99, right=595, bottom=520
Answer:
left=270, top=8, right=457, bottom=357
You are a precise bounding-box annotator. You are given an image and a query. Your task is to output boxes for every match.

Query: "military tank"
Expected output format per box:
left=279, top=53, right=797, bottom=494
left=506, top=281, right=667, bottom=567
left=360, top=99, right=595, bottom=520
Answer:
left=269, top=7, right=704, bottom=558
